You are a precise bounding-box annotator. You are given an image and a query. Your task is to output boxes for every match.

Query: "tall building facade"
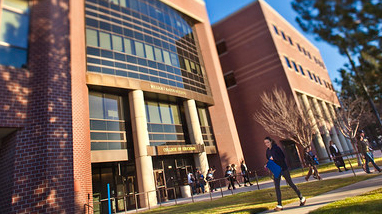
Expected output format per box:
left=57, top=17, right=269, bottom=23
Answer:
left=0, top=0, right=243, bottom=213
left=212, top=0, right=351, bottom=173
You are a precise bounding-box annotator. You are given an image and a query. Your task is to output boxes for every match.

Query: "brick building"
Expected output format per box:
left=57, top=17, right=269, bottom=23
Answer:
left=0, top=0, right=243, bottom=213
left=212, top=0, right=351, bottom=173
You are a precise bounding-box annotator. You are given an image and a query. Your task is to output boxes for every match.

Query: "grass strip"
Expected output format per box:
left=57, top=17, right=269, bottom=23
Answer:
left=142, top=174, right=378, bottom=213
left=309, top=188, right=382, bottom=214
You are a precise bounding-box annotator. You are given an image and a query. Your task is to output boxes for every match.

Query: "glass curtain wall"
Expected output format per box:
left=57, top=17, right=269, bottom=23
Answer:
left=89, top=91, right=127, bottom=151
left=0, top=0, right=29, bottom=67
left=85, top=0, right=210, bottom=95
left=145, top=100, right=187, bottom=146
left=197, top=107, right=216, bottom=146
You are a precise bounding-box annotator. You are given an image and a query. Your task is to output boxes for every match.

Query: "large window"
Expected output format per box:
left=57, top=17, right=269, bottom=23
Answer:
left=197, top=107, right=216, bottom=146
left=145, top=100, right=186, bottom=146
left=89, top=91, right=127, bottom=150
left=0, top=0, right=30, bottom=68
left=85, top=0, right=209, bottom=94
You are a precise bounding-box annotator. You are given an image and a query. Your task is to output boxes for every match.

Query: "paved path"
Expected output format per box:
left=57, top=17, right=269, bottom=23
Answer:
left=261, top=174, right=382, bottom=214
left=124, top=151, right=382, bottom=213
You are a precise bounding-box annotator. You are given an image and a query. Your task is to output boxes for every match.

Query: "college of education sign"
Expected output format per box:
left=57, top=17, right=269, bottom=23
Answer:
left=147, top=144, right=205, bottom=156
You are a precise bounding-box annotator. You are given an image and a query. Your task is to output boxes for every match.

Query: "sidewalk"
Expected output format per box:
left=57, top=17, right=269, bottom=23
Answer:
left=261, top=174, right=382, bottom=214
left=123, top=151, right=382, bottom=213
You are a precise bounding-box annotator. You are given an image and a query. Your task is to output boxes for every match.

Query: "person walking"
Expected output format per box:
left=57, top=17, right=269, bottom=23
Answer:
left=240, top=160, right=253, bottom=186
left=225, top=165, right=235, bottom=190
left=206, top=167, right=216, bottom=192
left=329, top=140, right=348, bottom=172
left=187, top=172, right=196, bottom=195
left=357, top=132, right=381, bottom=173
left=304, top=146, right=321, bottom=181
left=264, top=137, right=306, bottom=211
left=231, top=164, right=242, bottom=187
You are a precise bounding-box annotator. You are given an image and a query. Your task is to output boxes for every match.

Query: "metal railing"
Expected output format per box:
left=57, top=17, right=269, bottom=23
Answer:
left=89, top=172, right=263, bottom=213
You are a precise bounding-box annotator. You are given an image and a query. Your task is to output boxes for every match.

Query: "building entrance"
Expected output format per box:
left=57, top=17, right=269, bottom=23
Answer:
left=92, top=161, right=136, bottom=213
left=152, top=155, right=194, bottom=200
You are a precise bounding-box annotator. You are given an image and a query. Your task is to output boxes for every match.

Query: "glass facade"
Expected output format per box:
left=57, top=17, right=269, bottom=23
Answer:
left=0, top=0, right=29, bottom=67
left=85, top=0, right=210, bottom=95
left=197, top=107, right=216, bottom=146
left=89, top=91, right=127, bottom=150
left=145, top=100, right=187, bottom=146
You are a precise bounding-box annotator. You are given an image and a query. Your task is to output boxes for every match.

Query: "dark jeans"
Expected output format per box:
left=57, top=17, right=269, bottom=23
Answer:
left=227, top=177, right=235, bottom=189
left=365, top=153, right=381, bottom=173
left=274, top=169, right=302, bottom=206
left=243, top=172, right=252, bottom=185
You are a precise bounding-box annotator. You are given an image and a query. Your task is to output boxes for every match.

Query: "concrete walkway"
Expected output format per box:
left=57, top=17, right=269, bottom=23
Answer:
left=261, top=174, right=382, bottom=214
left=123, top=151, right=382, bottom=213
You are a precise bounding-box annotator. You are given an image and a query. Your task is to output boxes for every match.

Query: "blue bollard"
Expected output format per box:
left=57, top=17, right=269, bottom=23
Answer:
left=107, top=183, right=112, bottom=214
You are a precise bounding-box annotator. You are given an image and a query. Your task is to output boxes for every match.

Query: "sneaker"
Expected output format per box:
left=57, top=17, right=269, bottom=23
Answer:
left=345, top=168, right=349, bottom=171
left=305, top=177, right=308, bottom=182
left=274, top=205, right=283, bottom=211
left=250, top=183, right=253, bottom=186
left=300, top=197, right=306, bottom=206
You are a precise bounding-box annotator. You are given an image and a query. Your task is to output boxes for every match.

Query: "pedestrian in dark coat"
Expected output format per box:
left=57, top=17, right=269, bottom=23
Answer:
left=265, top=137, right=306, bottom=211
left=240, top=160, right=253, bottom=186
left=357, top=132, right=381, bottom=173
left=329, top=140, right=348, bottom=172
left=304, top=146, right=321, bottom=181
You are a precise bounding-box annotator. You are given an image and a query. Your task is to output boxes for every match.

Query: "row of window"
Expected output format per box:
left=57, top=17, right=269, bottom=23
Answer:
left=0, top=0, right=29, bottom=68
left=90, top=0, right=195, bottom=41
left=284, top=56, right=334, bottom=91
left=85, top=0, right=210, bottom=95
left=273, top=24, right=326, bottom=70
left=86, top=47, right=208, bottom=94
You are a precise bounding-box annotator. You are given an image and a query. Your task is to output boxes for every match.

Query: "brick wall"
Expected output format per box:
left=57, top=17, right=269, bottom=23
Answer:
left=0, top=0, right=75, bottom=213
left=0, top=132, right=17, bottom=213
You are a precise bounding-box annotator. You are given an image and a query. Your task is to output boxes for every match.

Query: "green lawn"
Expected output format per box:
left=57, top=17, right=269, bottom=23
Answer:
left=309, top=188, right=382, bottom=214
left=255, top=157, right=382, bottom=183
left=142, top=174, right=379, bottom=214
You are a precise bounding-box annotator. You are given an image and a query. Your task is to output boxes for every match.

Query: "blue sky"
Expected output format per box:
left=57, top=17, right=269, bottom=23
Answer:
left=205, top=0, right=348, bottom=91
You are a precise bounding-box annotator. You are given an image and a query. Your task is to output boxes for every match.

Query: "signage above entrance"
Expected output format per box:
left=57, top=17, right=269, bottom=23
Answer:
left=147, top=144, right=205, bottom=156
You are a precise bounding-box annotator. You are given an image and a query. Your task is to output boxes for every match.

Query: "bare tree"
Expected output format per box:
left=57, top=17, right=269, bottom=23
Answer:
left=333, top=97, right=366, bottom=165
left=254, top=88, right=315, bottom=149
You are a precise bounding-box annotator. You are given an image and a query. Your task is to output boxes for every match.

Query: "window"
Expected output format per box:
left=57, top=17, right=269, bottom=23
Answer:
left=86, top=29, right=98, bottom=47
left=134, top=41, right=145, bottom=58
left=298, top=65, right=305, bottom=75
left=312, top=73, right=318, bottom=82
left=0, top=0, right=30, bottom=67
left=216, top=40, right=227, bottom=55
left=99, top=31, right=111, bottom=49
left=197, top=107, right=216, bottom=146
left=112, top=35, right=123, bottom=52
left=307, top=51, right=311, bottom=59
left=281, top=31, right=287, bottom=40
left=302, top=47, right=307, bottom=55
left=317, top=76, right=322, bottom=85
left=144, top=44, right=154, bottom=60
left=307, top=70, right=313, bottom=80
left=292, top=61, right=299, bottom=72
left=89, top=91, right=127, bottom=151
left=284, top=56, right=292, bottom=68
left=288, top=36, right=293, bottom=45
left=297, top=43, right=302, bottom=52
left=224, top=72, right=236, bottom=88
left=273, top=25, right=279, bottom=35
left=323, top=79, right=328, bottom=88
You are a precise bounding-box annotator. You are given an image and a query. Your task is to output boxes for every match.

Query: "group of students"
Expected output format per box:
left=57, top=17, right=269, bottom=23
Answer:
left=265, top=130, right=381, bottom=211
left=224, top=161, right=254, bottom=190
left=187, top=167, right=217, bottom=195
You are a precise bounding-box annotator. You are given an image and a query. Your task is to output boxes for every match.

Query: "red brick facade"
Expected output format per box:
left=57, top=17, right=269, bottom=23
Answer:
left=0, top=0, right=76, bottom=213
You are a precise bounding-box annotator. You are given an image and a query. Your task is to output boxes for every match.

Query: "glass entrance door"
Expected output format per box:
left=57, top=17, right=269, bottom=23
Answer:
left=154, top=169, right=167, bottom=202
left=92, top=162, right=136, bottom=213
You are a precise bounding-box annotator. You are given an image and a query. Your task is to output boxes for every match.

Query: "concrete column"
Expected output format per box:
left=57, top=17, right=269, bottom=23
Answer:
left=328, top=104, right=353, bottom=152
left=129, top=90, right=157, bottom=207
left=312, top=98, right=332, bottom=153
left=183, top=100, right=209, bottom=180
left=301, top=94, right=329, bottom=161
left=320, top=101, right=344, bottom=152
